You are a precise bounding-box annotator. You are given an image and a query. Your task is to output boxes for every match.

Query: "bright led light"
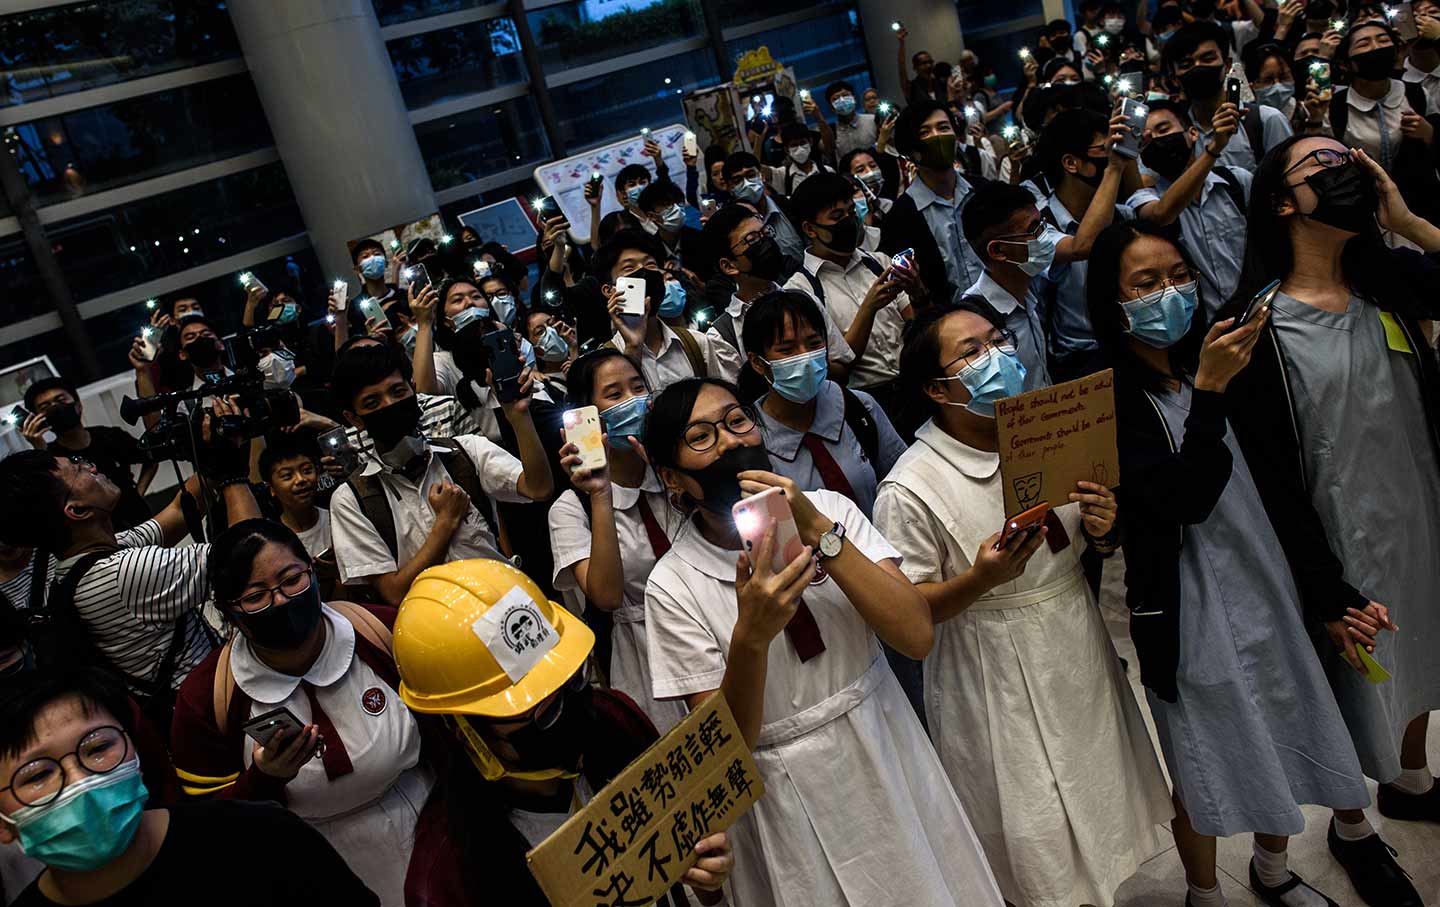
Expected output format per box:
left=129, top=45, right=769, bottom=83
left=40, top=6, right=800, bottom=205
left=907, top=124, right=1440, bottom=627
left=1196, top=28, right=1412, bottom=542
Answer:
left=333, top=278, right=346, bottom=290
left=734, top=508, right=759, bottom=535
left=440, top=233, right=453, bottom=244
left=145, top=298, right=157, bottom=309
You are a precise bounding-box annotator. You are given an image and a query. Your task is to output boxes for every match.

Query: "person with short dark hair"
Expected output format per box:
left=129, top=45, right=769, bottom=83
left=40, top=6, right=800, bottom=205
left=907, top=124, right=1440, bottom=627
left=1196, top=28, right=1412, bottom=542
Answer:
left=258, top=436, right=330, bottom=561
left=1163, top=21, right=1293, bottom=172
left=770, top=122, right=828, bottom=197
left=613, top=163, right=654, bottom=218
left=636, top=179, right=706, bottom=276
left=826, top=80, right=878, bottom=157
left=19, top=378, right=155, bottom=532
left=721, top=151, right=805, bottom=270
left=895, top=24, right=943, bottom=102
left=0, top=667, right=377, bottom=906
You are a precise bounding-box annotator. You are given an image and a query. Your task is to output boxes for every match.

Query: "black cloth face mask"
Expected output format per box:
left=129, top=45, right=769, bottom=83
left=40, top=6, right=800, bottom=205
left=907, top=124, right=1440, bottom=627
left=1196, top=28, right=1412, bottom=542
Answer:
left=184, top=338, right=222, bottom=369
left=813, top=215, right=861, bottom=255
left=1141, top=133, right=1193, bottom=181
left=43, top=404, right=81, bottom=433
left=1295, top=160, right=1379, bottom=234
left=741, top=236, right=785, bottom=282
left=1178, top=64, right=1223, bottom=101
left=234, top=576, right=323, bottom=650
left=1350, top=46, right=1397, bottom=81
left=676, top=444, right=772, bottom=516
left=361, top=394, right=423, bottom=452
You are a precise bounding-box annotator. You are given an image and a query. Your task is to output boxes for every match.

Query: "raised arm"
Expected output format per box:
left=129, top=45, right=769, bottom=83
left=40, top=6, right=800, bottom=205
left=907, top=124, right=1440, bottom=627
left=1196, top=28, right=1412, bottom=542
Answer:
left=1137, top=103, right=1237, bottom=226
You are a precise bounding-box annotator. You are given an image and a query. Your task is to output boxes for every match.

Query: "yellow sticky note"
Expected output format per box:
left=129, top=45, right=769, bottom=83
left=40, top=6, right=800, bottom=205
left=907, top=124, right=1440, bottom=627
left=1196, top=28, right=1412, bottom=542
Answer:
left=1357, top=646, right=1392, bottom=684
left=1378, top=311, right=1414, bottom=355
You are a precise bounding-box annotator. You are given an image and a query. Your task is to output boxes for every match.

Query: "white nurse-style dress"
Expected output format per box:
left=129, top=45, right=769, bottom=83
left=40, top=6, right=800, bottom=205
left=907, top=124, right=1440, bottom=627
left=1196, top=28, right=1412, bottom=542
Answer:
left=645, top=489, right=1002, bottom=907
left=874, top=420, right=1172, bottom=907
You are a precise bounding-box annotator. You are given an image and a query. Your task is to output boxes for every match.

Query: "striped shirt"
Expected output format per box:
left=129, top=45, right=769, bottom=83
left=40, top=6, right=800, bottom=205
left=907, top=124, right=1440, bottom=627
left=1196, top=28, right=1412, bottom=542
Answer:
left=0, top=552, right=57, bottom=611
left=53, top=521, right=215, bottom=692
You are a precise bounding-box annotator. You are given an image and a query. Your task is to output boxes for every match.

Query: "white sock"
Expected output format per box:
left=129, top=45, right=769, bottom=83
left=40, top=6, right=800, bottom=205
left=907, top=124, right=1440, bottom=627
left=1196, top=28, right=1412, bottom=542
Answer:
left=1332, top=814, right=1375, bottom=841
left=1391, top=766, right=1435, bottom=795
left=1187, top=880, right=1228, bottom=907
left=1252, top=843, right=1332, bottom=907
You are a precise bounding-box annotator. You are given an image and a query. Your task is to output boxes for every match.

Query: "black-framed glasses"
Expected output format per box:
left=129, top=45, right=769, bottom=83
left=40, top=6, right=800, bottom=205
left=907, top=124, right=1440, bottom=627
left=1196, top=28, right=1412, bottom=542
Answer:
left=992, top=221, right=1046, bottom=244
left=730, top=226, right=776, bottom=258
left=230, top=568, right=314, bottom=614
left=0, top=726, right=129, bottom=809
left=681, top=404, right=757, bottom=452
left=941, top=329, right=1018, bottom=374
left=1127, top=266, right=1199, bottom=299
left=1283, top=147, right=1351, bottom=177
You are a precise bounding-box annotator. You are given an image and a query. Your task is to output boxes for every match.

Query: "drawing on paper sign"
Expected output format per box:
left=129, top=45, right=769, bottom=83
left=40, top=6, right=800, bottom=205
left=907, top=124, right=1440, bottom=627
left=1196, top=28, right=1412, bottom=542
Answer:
left=1091, top=462, right=1110, bottom=485
left=1013, top=473, right=1043, bottom=508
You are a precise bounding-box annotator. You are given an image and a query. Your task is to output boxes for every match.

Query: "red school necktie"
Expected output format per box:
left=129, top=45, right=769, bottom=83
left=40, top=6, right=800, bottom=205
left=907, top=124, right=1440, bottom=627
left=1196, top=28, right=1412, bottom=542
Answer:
left=801, top=433, right=858, bottom=503
left=786, top=600, right=827, bottom=663
left=635, top=495, right=672, bottom=559
left=1043, top=511, right=1071, bottom=553
left=302, top=683, right=354, bottom=781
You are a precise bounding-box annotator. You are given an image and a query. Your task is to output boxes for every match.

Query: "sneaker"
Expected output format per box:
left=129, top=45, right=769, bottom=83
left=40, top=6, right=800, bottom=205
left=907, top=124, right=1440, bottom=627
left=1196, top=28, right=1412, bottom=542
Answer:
left=1326, top=821, right=1423, bottom=907
left=1248, top=860, right=1338, bottom=907
left=1377, top=778, right=1440, bottom=823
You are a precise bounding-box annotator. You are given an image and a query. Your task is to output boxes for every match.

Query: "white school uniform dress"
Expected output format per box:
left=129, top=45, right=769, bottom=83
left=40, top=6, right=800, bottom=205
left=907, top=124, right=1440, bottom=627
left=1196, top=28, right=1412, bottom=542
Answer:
left=549, top=473, right=689, bottom=734
left=328, top=437, right=527, bottom=585
left=873, top=420, right=1172, bottom=907
left=645, top=490, right=1002, bottom=907
left=231, top=604, right=433, bottom=905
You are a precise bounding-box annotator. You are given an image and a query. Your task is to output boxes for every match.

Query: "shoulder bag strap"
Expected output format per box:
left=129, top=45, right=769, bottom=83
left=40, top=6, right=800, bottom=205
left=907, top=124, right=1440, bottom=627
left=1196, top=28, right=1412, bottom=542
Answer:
left=674, top=328, right=708, bottom=378
left=347, top=474, right=399, bottom=560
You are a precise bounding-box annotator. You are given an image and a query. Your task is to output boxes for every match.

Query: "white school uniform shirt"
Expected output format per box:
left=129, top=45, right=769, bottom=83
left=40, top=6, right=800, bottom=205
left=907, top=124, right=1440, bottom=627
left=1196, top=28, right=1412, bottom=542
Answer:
left=754, top=381, right=907, bottom=517
left=1403, top=56, right=1440, bottom=115
left=548, top=474, right=689, bottom=734
left=431, top=344, right=537, bottom=398
left=714, top=289, right=856, bottom=364
left=613, top=321, right=742, bottom=390
left=782, top=248, right=908, bottom=389
left=231, top=603, right=431, bottom=905
left=1343, top=81, right=1412, bottom=173
left=645, top=490, right=1003, bottom=905
left=293, top=508, right=332, bottom=560
left=328, top=436, right=527, bottom=584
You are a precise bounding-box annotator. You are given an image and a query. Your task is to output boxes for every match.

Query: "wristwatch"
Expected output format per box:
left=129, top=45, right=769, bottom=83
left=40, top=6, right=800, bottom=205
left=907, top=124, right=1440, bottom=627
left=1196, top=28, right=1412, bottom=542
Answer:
left=817, top=521, right=846, bottom=560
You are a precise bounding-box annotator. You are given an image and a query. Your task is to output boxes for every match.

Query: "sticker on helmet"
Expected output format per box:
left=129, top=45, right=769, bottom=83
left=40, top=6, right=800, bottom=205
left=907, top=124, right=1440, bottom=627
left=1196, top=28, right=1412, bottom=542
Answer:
left=472, top=585, right=559, bottom=683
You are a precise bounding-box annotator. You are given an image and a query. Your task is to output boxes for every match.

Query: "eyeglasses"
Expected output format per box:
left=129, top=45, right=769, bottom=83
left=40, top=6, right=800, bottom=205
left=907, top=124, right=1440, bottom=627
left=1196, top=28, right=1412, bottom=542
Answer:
left=66, top=456, right=94, bottom=470
left=529, top=671, right=588, bottom=731
left=681, top=404, right=757, bottom=452
left=730, top=226, right=776, bottom=257
left=1283, top=147, right=1351, bottom=178
left=941, top=331, right=1017, bottom=374
left=231, top=568, right=314, bottom=614
left=0, top=726, right=129, bottom=809
left=1126, top=266, right=1199, bottom=299
left=992, top=221, right=1045, bottom=244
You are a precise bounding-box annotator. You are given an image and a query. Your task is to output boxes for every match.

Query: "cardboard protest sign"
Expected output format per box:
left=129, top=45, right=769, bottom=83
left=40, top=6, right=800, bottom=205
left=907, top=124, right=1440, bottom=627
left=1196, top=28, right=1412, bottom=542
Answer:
left=527, top=693, right=765, bottom=907
left=996, top=369, right=1119, bottom=517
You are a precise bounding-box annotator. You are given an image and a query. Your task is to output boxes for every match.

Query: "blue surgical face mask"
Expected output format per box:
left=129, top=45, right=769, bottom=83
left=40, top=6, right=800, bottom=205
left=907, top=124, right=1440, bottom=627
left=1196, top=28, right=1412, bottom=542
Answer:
left=853, top=195, right=870, bottom=224
left=491, top=293, right=517, bottom=327
left=659, top=280, right=687, bottom=318
left=1002, top=224, right=1062, bottom=277
left=451, top=306, right=486, bottom=334
left=538, top=324, right=570, bottom=362
left=8, top=758, right=148, bottom=872
left=275, top=302, right=299, bottom=324
left=940, top=343, right=1028, bottom=416
left=1121, top=281, right=1198, bottom=348
left=626, top=182, right=648, bottom=205
left=764, top=347, right=828, bottom=403
left=834, top=95, right=857, bottom=116
left=398, top=323, right=419, bottom=355
left=733, top=176, right=765, bottom=203
left=1254, top=82, right=1295, bottom=109
left=359, top=255, right=387, bottom=281
left=599, top=393, right=650, bottom=449
left=658, top=204, right=687, bottom=231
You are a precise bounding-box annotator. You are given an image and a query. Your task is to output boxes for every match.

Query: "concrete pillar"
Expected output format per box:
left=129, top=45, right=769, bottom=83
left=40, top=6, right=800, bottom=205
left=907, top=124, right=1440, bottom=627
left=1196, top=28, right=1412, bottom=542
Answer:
left=227, top=0, right=437, bottom=285
left=858, top=0, right=965, bottom=107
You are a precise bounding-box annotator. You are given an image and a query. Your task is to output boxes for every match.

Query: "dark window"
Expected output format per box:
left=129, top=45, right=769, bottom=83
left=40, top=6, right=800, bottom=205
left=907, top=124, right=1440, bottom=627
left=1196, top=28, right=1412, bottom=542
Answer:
left=414, top=97, right=550, bottom=190
left=549, top=49, right=719, bottom=150
left=527, top=0, right=706, bottom=74
left=387, top=17, right=527, bottom=109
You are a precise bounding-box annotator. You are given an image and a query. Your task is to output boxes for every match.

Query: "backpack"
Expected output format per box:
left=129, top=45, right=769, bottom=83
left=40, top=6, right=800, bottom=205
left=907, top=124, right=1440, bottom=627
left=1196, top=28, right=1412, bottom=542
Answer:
left=345, top=444, right=500, bottom=559
left=210, top=601, right=392, bottom=737
left=1211, top=165, right=1247, bottom=214
left=838, top=385, right=880, bottom=467
left=1239, top=104, right=1267, bottom=162
left=602, top=328, right=707, bottom=377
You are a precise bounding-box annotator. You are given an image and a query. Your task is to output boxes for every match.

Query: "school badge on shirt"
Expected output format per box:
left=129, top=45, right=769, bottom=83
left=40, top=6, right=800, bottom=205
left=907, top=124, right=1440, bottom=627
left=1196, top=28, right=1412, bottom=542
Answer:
left=362, top=686, right=388, bottom=716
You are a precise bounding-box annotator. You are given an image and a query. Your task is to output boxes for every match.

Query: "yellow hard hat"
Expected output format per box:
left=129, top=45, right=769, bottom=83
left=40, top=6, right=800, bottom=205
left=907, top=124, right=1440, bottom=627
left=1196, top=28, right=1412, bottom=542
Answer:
left=394, top=558, right=593, bottom=719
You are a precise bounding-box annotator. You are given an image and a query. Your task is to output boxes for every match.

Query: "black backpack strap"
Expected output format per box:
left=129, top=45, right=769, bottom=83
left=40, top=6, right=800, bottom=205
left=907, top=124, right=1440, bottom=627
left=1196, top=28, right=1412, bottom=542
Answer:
left=1329, top=90, right=1349, bottom=143
left=436, top=445, right=501, bottom=544
left=346, top=473, right=400, bottom=560
left=839, top=387, right=880, bottom=466
left=28, top=554, right=48, bottom=610
left=858, top=255, right=885, bottom=279
left=1212, top=166, right=1247, bottom=214
left=1404, top=80, right=1429, bottom=116
left=1242, top=104, right=1266, bottom=158
left=713, top=311, right=740, bottom=350
left=800, top=267, right=824, bottom=303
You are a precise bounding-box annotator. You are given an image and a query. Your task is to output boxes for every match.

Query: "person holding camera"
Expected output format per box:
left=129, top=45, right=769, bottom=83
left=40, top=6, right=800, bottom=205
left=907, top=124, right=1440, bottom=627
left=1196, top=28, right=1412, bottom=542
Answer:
left=20, top=378, right=156, bottom=532
left=0, top=403, right=262, bottom=717
left=326, top=342, right=553, bottom=607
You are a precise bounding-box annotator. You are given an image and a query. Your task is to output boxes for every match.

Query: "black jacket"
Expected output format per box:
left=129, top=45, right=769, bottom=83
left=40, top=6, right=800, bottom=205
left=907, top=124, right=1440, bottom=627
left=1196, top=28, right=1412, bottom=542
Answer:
left=1115, top=377, right=1234, bottom=702
left=879, top=191, right=956, bottom=308
left=1219, top=249, right=1440, bottom=627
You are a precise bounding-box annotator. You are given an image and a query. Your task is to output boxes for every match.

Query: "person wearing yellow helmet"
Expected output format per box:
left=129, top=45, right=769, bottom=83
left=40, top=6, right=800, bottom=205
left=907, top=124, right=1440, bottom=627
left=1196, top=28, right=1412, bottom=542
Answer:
left=394, top=558, right=733, bottom=907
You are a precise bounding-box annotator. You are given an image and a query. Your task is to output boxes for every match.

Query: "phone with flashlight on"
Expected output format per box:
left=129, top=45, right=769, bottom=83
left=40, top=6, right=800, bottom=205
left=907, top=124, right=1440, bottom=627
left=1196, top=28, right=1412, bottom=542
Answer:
left=733, top=487, right=806, bottom=572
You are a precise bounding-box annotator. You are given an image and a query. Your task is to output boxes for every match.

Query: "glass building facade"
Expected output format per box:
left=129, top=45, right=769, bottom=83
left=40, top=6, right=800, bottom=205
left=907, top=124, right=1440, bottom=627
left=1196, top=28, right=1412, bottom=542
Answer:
left=0, top=0, right=873, bottom=380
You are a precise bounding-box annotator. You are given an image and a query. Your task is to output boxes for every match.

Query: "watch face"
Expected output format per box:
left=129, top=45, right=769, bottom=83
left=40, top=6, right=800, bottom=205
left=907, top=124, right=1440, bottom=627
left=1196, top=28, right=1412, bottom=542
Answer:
left=819, top=530, right=843, bottom=558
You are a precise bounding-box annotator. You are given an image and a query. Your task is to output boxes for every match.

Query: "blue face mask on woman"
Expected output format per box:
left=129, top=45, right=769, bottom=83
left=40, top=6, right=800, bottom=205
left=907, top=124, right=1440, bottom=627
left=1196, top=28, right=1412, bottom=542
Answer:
left=451, top=306, right=487, bottom=334
left=853, top=195, right=870, bottom=224
left=359, top=255, right=386, bottom=281
left=537, top=324, right=570, bottom=362
left=764, top=348, right=828, bottom=403
left=658, top=280, right=687, bottom=318
left=599, top=394, right=650, bottom=449
left=939, top=343, right=1028, bottom=416
left=8, top=759, right=148, bottom=872
left=1120, top=281, right=1198, bottom=348
left=491, top=294, right=517, bottom=327
left=1254, top=82, right=1295, bottom=110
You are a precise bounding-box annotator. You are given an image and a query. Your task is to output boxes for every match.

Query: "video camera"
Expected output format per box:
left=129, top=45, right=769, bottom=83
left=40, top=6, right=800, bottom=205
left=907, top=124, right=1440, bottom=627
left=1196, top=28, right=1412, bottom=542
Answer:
left=120, top=330, right=300, bottom=463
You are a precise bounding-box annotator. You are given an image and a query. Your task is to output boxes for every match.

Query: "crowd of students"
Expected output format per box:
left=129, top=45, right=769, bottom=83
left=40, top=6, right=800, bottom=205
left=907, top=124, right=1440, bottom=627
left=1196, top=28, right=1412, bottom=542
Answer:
left=0, top=0, right=1438, bottom=903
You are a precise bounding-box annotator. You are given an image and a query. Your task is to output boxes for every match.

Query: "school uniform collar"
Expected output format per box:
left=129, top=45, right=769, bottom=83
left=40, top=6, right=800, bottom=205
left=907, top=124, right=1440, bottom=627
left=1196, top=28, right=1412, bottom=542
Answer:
left=802, top=248, right=866, bottom=276
left=914, top=418, right=1000, bottom=479
left=758, top=380, right=844, bottom=462
left=669, top=518, right=742, bottom=581
left=727, top=282, right=782, bottom=318
left=231, top=604, right=356, bottom=703
left=610, top=470, right=663, bottom=509
left=356, top=438, right=456, bottom=478
left=1046, top=192, right=1079, bottom=232
left=968, top=270, right=1023, bottom=315
left=611, top=322, right=682, bottom=360
left=1346, top=80, right=1406, bottom=112
left=1403, top=57, right=1440, bottom=82
left=906, top=171, right=973, bottom=211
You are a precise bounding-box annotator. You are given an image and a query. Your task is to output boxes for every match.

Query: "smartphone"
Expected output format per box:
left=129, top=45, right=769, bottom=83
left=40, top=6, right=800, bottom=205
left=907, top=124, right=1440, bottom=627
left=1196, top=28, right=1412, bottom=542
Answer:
left=138, top=327, right=158, bottom=362
left=1235, top=278, right=1280, bottom=329
left=999, top=502, right=1051, bottom=548
left=890, top=20, right=903, bottom=31
left=331, top=278, right=349, bottom=309
left=473, top=259, right=492, bottom=280
left=242, top=707, right=305, bottom=749
left=356, top=296, right=388, bottom=327
left=563, top=406, right=607, bottom=473
left=964, top=104, right=982, bottom=129
left=1226, top=61, right=1254, bottom=104
left=1115, top=98, right=1146, bottom=160
left=699, top=196, right=719, bottom=218
left=404, top=263, right=431, bottom=292
left=1308, top=60, right=1332, bottom=92
left=317, top=426, right=359, bottom=473
left=6, top=404, right=30, bottom=428
left=888, top=247, right=915, bottom=280
left=482, top=328, right=525, bottom=402
left=588, top=169, right=603, bottom=192
left=1393, top=2, right=1419, bottom=40
left=877, top=100, right=893, bottom=117
left=615, top=275, right=649, bottom=316
left=799, top=89, right=812, bottom=101
left=1018, top=47, right=1032, bottom=60
left=732, top=487, right=805, bottom=573
left=641, top=127, right=652, bottom=139
left=533, top=196, right=563, bottom=222
left=1331, top=17, right=1348, bottom=32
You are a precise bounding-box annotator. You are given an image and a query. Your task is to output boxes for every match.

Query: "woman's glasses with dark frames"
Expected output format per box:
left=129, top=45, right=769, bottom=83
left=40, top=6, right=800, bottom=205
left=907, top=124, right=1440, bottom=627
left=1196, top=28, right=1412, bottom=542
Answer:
left=681, top=404, right=757, bottom=452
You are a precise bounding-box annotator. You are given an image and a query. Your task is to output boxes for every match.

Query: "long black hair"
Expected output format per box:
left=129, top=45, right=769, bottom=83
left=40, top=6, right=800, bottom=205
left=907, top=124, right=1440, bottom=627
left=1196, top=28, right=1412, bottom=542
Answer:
left=642, top=377, right=752, bottom=470
left=1226, top=134, right=1392, bottom=315
left=1085, top=220, right=1208, bottom=392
